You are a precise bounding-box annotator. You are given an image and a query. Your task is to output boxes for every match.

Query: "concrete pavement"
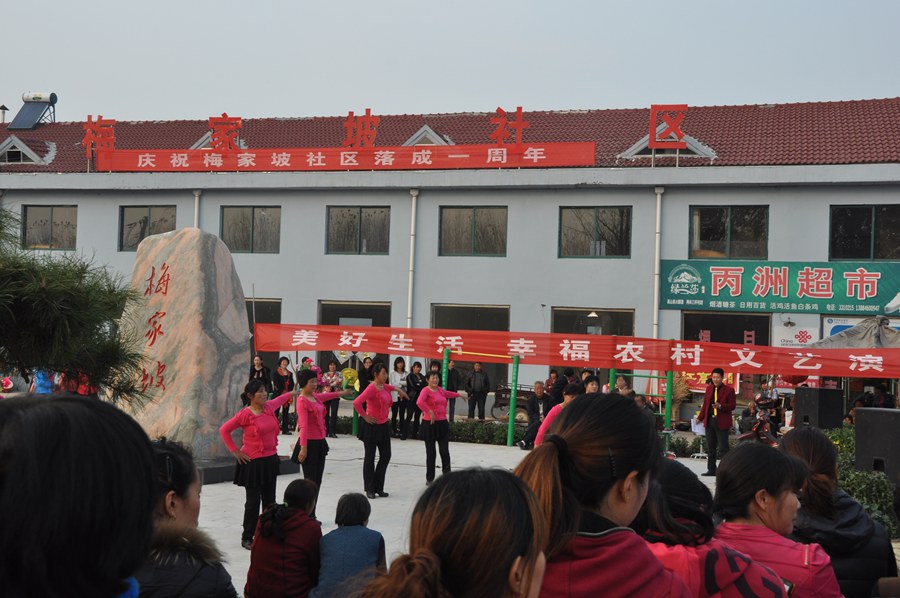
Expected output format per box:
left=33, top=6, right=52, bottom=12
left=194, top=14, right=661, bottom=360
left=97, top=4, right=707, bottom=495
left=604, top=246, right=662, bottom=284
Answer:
left=199, top=417, right=716, bottom=592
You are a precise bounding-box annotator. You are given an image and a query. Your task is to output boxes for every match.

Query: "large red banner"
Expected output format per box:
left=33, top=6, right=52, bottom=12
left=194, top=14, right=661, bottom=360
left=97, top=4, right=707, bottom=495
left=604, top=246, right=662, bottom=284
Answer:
left=94, top=143, right=596, bottom=172
left=255, top=324, right=898, bottom=379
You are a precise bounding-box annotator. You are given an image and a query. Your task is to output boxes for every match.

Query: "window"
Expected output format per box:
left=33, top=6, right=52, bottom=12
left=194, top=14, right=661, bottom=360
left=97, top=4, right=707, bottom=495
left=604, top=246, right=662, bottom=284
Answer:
left=559, top=207, right=631, bottom=257
left=830, top=205, right=900, bottom=260
left=119, top=206, right=177, bottom=251
left=689, top=206, right=767, bottom=259
left=1, top=148, right=34, bottom=163
left=439, top=207, right=507, bottom=256
left=22, top=205, right=77, bottom=250
left=221, top=206, right=281, bottom=253
left=326, top=206, right=390, bottom=254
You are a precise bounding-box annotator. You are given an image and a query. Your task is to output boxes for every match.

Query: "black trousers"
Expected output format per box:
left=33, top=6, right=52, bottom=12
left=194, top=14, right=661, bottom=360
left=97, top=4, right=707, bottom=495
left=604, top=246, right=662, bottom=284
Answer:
left=522, top=419, right=540, bottom=445
left=279, top=403, right=292, bottom=434
left=706, top=423, right=731, bottom=473
left=422, top=422, right=451, bottom=482
left=301, top=438, right=328, bottom=517
left=402, top=404, right=421, bottom=439
left=541, top=396, right=552, bottom=419
left=242, top=478, right=276, bottom=542
left=363, top=427, right=392, bottom=493
left=391, top=401, right=400, bottom=433
left=324, top=400, right=339, bottom=436
left=447, top=397, right=456, bottom=422
left=468, top=392, right=487, bottom=419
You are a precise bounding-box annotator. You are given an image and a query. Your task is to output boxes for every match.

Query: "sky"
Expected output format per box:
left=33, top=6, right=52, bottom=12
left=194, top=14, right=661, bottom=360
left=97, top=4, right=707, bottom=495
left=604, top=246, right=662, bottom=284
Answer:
left=3, top=0, right=900, bottom=123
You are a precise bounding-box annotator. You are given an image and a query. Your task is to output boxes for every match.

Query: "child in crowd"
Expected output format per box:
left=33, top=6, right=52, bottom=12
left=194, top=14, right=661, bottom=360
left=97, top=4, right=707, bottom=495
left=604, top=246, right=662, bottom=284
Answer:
left=310, top=493, right=386, bottom=598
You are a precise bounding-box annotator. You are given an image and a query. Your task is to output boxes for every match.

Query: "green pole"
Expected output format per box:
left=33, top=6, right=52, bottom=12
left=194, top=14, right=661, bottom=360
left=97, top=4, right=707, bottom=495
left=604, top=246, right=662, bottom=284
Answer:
left=507, top=355, right=520, bottom=447
left=442, top=348, right=450, bottom=387
left=352, top=410, right=358, bottom=436
left=664, top=370, right=674, bottom=428
left=609, top=367, right=617, bottom=392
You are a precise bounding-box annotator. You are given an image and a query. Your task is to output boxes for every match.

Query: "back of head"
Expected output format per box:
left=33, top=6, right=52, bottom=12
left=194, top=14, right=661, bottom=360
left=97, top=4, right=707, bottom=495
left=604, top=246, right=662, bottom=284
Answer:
left=632, top=459, right=714, bottom=546
left=515, top=393, right=659, bottom=556
left=260, top=479, right=318, bottom=541
left=0, top=396, right=157, bottom=597
left=150, top=437, right=196, bottom=516
left=713, top=443, right=807, bottom=522
left=779, top=427, right=838, bottom=519
left=562, top=382, right=584, bottom=398
left=335, top=493, right=372, bottom=527
left=362, top=468, right=546, bottom=598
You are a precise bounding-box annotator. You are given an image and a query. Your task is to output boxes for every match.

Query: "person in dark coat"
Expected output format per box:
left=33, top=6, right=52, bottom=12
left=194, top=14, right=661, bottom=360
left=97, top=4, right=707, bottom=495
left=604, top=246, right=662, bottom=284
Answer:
left=249, top=354, right=273, bottom=397
left=465, top=361, right=491, bottom=421
left=246, top=479, right=322, bottom=598
left=781, top=427, right=898, bottom=598
left=549, top=367, right=575, bottom=408
left=445, top=359, right=461, bottom=422
left=517, top=382, right=544, bottom=450
left=136, top=438, right=238, bottom=598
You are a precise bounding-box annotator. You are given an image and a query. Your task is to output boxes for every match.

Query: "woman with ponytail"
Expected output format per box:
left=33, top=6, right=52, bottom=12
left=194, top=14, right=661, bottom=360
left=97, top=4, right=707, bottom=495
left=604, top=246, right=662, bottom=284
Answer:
left=361, top=468, right=547, bottom=598
left=781, top=427, right=897, bottom=598
left=515, top=393, right=690, bottom=597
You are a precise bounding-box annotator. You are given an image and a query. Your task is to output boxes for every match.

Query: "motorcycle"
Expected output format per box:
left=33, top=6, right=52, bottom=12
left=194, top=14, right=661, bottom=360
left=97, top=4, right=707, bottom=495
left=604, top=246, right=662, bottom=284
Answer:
left=738, top=402, right=778, bottom=446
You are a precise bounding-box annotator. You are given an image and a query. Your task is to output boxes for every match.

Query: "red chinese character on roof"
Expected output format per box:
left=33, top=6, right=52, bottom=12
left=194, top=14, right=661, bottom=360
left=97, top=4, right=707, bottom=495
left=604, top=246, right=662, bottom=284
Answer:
left=490, top=106, right=530, bottom=146
left=342, top=108, right=380, bottom=148
left=648, top=104, right=688, bottom=149
left=209, top=113, right=242, bottom=153
left=82, top=114, right=117, bottom=158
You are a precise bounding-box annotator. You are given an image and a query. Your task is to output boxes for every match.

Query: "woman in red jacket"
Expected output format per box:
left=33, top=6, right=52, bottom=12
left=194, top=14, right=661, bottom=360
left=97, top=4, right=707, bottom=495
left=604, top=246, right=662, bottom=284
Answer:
left=220, top=379, right=299, bottom=549
left=515, top=394, right=691, bottom=598
left=632, top=459, right=787, bottom=597
left=245, top=479, right=321, bottom=598
left=353, top=362, right=410, bottom=499
left=416, top=371, right=460, bottom=485
left=713, top=443, right=842, bottom=598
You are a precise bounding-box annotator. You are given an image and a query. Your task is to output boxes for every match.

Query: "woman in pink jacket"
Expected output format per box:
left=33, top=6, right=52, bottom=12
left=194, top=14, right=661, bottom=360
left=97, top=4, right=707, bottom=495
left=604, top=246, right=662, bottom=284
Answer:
left=417, top=371, right=460, bottom=486
left=353, top=362, right=410, bottom=499
left=713, top=443, right=842, bottom=598
left=220, top=379, right=299, bottom=549
left=291, top=369, right=353, bottom=517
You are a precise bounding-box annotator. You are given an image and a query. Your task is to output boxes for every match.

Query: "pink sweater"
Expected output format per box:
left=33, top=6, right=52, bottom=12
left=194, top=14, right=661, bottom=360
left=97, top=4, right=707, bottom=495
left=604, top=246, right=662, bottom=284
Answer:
left=296, top=392, right=343, bottom=445
left=417, top=387, right=460, bottom=421
left=219, top=392, right=292, bottom=459
left=535, top=403, right=563, bottom=446
left=353, top=384, right=395, bottom=424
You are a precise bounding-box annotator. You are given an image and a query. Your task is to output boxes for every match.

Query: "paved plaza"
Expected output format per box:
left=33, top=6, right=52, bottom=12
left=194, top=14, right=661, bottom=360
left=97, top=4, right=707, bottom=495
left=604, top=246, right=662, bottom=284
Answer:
left=200, top=402, right=717, bottom=591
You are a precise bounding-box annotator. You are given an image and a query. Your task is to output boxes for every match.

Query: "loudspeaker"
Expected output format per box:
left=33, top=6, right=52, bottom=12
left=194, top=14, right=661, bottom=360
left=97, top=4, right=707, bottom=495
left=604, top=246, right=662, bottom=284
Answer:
left=855, top=408, right=900, bottom=488
left=793, top=387, right=844, bottom=429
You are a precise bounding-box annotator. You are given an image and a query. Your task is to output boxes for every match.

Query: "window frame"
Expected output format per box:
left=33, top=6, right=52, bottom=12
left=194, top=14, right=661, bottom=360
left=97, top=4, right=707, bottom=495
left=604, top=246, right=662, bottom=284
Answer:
left=688, top=204, right=769, bottom=260
left=118, top=205, right=177, bottom=252
left=325, top=205, right=391, bottom=255
left=828, top=204, right=900, bottom=261
left=220, top=205, right=281, bottom=254
left=438, top=205, right=508, bottom=257
left=557, top=206, right=633, bottom=259
left=21, top=204, right=78, bottom=250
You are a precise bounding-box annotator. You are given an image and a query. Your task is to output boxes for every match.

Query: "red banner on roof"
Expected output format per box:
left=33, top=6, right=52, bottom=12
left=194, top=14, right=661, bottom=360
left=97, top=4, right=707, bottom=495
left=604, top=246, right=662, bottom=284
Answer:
left=94, top=143, right=596, bottom=172
left=255, top=323, right=898, bottom=378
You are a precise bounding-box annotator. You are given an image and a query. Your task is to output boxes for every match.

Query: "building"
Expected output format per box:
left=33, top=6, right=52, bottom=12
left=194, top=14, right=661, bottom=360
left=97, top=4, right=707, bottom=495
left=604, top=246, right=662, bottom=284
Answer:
left=2, top=98, right=899, bottom=392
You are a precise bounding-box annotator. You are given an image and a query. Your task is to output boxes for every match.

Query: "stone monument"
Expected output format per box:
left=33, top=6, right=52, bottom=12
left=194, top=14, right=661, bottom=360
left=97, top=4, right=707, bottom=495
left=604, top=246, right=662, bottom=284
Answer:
left=125, top=227, right=249, bottom=459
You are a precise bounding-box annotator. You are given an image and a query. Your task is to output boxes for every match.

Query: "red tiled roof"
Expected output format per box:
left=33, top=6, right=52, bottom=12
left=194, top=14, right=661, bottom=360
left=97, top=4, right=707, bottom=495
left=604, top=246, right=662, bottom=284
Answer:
left=2, top=98, right=899, bottom=173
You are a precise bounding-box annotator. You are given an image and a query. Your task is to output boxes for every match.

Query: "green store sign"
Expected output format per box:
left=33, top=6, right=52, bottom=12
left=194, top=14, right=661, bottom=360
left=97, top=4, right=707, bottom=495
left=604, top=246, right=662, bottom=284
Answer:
left=660, top=260, right=900, bottom=315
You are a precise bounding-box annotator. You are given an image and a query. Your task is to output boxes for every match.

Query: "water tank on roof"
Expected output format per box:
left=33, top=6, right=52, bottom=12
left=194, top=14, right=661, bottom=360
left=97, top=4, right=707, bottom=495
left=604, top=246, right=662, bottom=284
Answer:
left=22, top=92, right=57, bottom=105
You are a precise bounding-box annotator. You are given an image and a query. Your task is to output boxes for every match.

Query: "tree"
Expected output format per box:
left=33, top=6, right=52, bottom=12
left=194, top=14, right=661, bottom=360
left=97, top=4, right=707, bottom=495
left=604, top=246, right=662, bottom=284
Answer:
left=0, top=207, right=144, bottom=404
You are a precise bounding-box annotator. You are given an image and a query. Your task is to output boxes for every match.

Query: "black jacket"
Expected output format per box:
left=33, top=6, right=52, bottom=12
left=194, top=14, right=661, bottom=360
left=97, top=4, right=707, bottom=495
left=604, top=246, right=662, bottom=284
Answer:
left=135, top=520, right=238, bottom=598
left=465, top=371, right=490, bottom=396
left=791, top=489, right=897, bottom=598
